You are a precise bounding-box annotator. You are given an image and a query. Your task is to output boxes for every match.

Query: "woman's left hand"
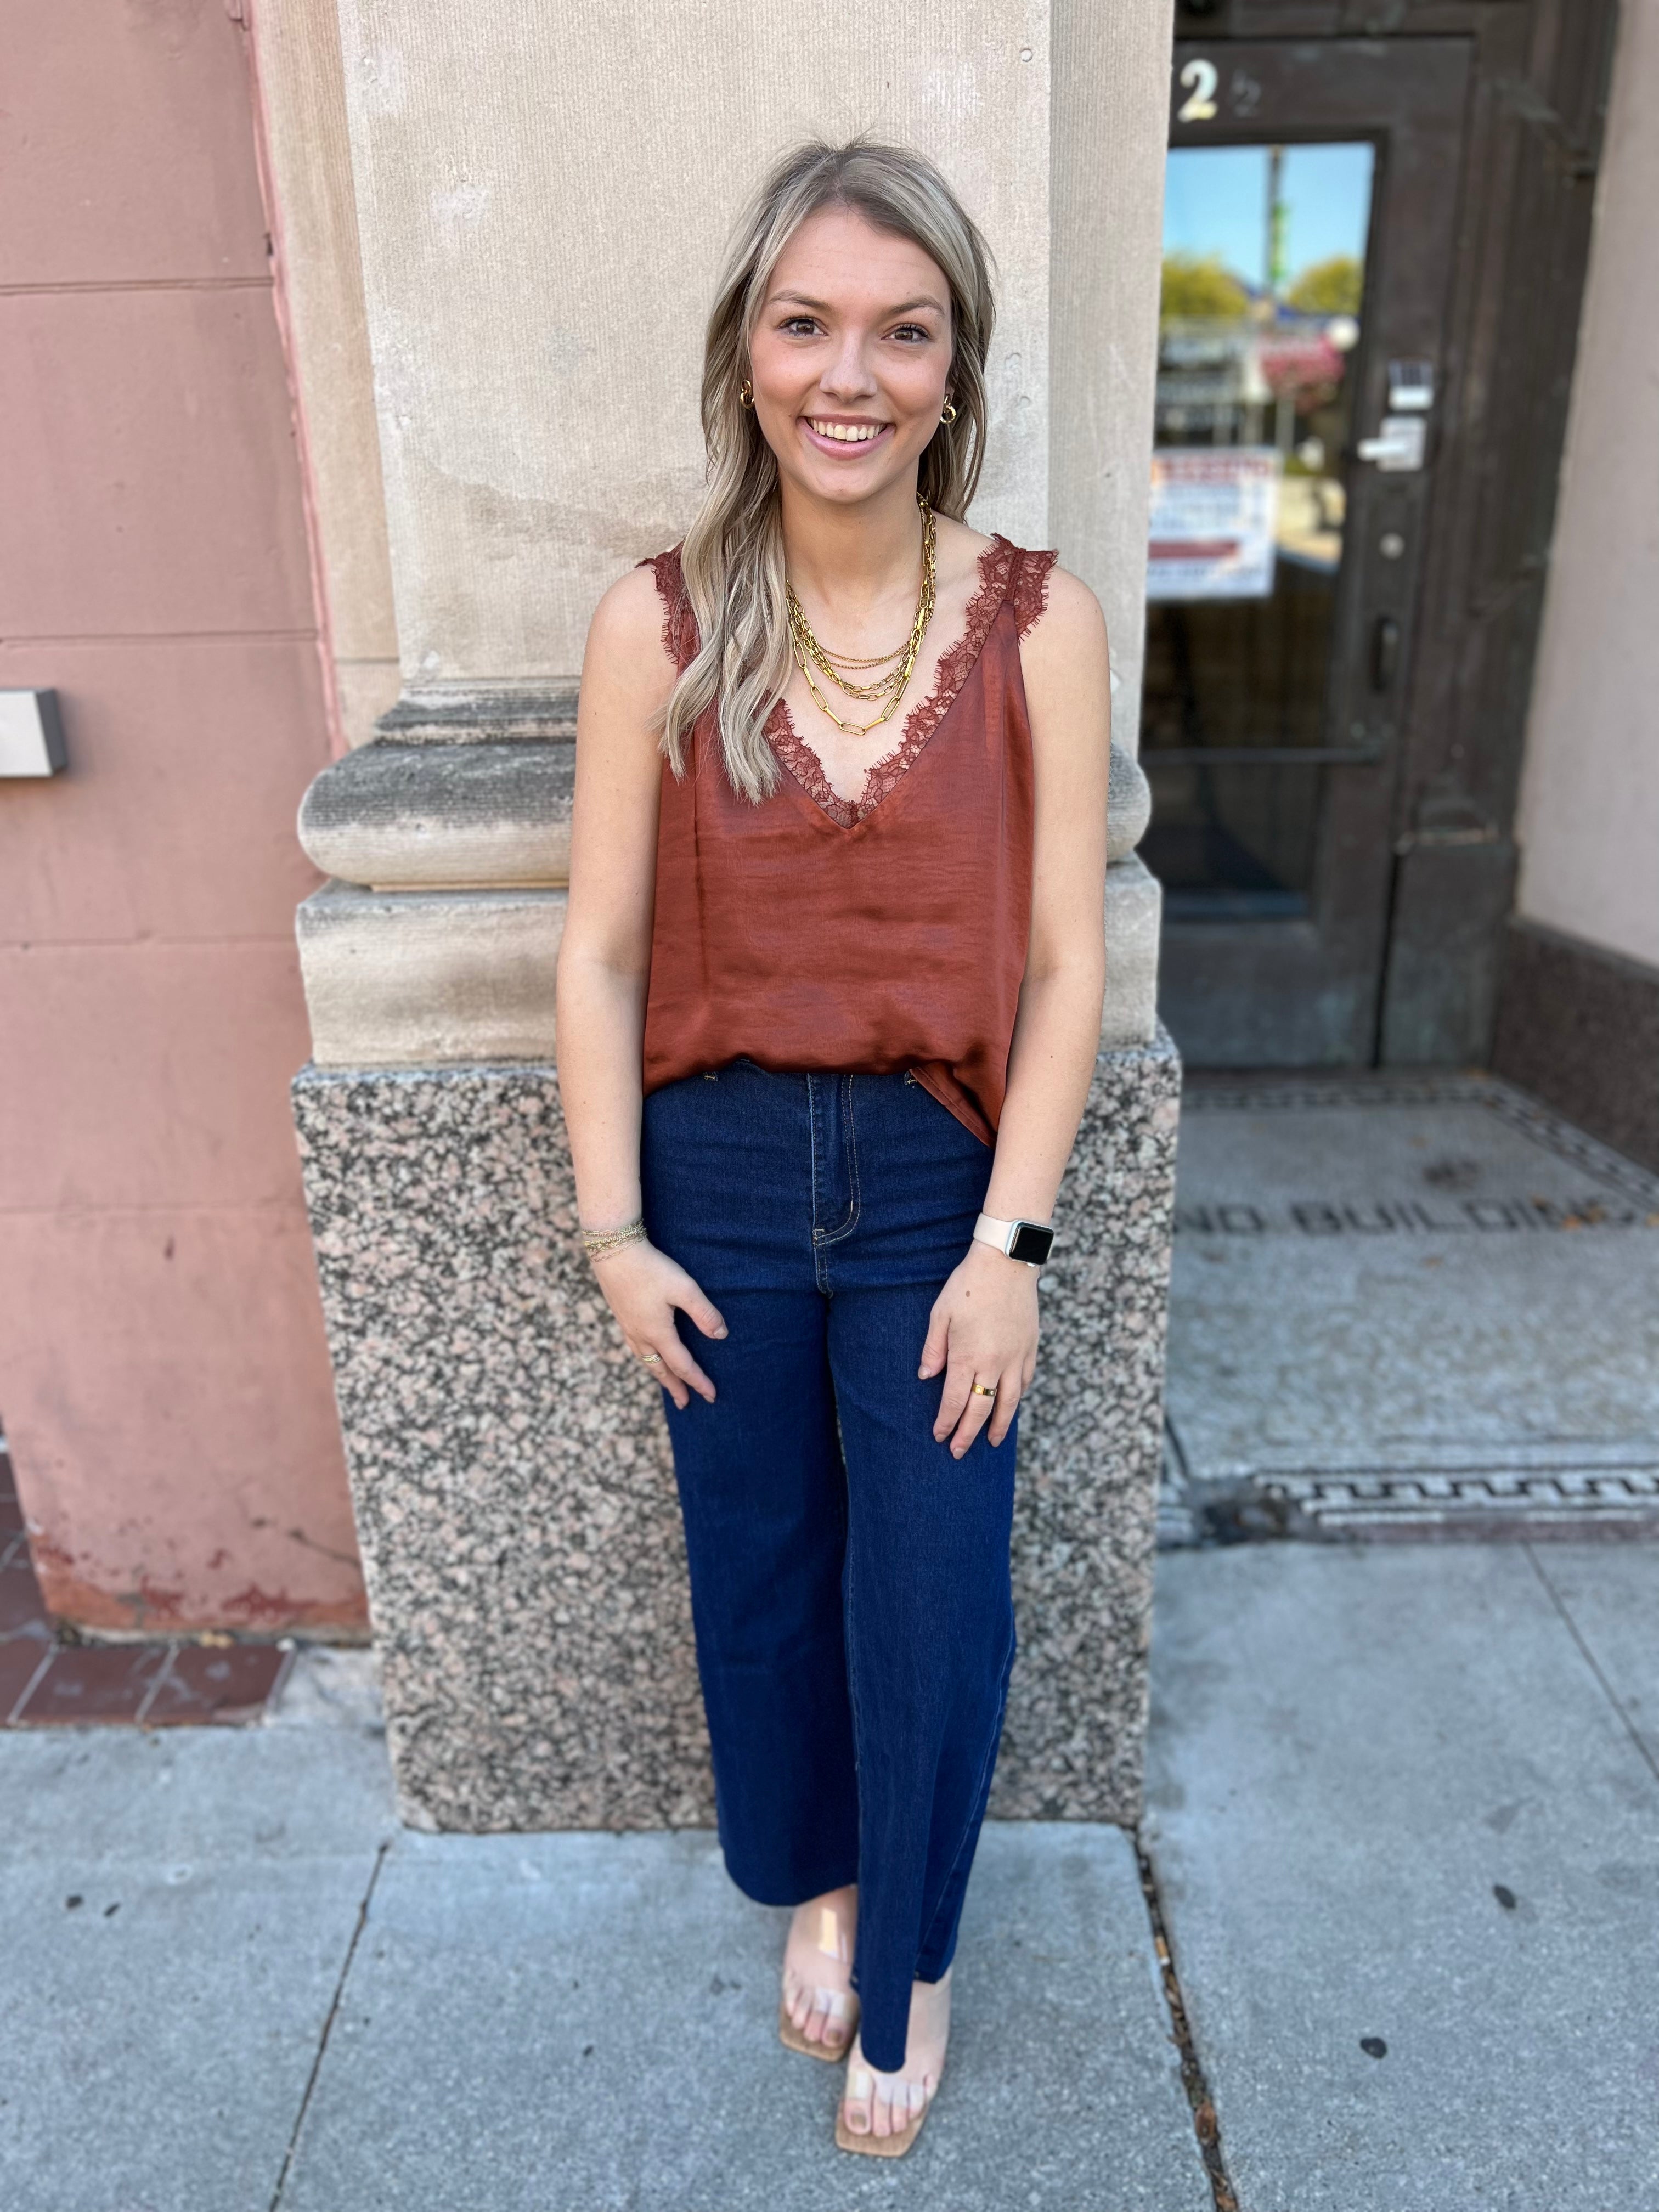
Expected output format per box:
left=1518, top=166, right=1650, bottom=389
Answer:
left=919, top=1240, right=1040, bottom=1457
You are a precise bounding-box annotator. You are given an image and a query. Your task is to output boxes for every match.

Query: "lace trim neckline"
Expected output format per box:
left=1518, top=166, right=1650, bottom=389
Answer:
left=768, top=534, right=1042, bottom=831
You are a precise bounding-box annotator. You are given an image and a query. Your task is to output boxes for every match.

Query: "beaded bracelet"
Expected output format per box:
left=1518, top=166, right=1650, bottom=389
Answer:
left=581, top=1216, right=646, bottom=1262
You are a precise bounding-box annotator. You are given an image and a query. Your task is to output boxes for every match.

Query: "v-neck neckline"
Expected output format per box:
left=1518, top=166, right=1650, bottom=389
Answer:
left=765, top=534, right=1022, bottom=832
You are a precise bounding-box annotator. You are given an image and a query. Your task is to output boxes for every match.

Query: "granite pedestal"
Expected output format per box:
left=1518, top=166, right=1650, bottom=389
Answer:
left=292, top=1030, right=1179, bottom=1833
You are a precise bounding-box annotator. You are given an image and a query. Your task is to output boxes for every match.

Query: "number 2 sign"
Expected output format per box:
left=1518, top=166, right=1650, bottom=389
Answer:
left=1177, top=58, right=1219, bottom=122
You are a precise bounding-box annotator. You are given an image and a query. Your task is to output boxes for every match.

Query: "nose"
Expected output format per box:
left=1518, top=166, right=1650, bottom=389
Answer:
left=818, top=330, right=878, bottom=402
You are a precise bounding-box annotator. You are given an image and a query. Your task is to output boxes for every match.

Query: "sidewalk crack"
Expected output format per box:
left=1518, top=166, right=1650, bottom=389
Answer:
left=1523, top=1543, right=1659, bottom=1789
left=268, top=1838, right=391, bottom=2209
left=1135, top=1832, right=1239, bottom=2212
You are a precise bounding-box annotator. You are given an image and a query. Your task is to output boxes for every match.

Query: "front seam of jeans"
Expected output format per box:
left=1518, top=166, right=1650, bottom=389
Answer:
left=807, top=1074, right=828, bottom=1292
left=847, top=1074, right=861, bottom=1231
left=841, top=1537, right=866, bottom=2012
left=807, top=1070, right=819, bottom=1242
left=916, top=1611, right=1018, bottom=1967
left=843, top=1530, right=866, bottom=1788
left=812, top=1072, right=860, bottom=1257
left=815, top=1071, right=861, bottom=1246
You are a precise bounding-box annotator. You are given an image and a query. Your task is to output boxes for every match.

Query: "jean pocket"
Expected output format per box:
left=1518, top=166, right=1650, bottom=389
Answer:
left=904, top=1069, right=992, bottom=1152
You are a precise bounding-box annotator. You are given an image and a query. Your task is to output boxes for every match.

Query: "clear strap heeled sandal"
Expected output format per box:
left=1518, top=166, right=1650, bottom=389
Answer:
left=835, top=2041, right=940, bottom=2158
left=778, top=1897, right=860, bottom=2061
left=835, top=1967, right=951, bottom=2158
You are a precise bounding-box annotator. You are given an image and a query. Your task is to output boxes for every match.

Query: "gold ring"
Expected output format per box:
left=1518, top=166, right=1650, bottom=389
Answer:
left=639, top=1352, right=663, bottom=1365
left=970, top=1380, right=995, bottom=1398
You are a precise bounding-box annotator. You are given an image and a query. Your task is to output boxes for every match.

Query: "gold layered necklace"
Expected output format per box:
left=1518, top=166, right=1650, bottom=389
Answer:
left=786, top=496, right=936, bottom=736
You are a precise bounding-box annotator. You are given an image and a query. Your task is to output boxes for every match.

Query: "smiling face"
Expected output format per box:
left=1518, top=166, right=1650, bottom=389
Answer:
left=747, top=203, right=955, bottom=511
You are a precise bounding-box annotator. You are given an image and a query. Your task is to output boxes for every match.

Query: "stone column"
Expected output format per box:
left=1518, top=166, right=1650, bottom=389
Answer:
left=290, top=0, right=1179, bottom=1832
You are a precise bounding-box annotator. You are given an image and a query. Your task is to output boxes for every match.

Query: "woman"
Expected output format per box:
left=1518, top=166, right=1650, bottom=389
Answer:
left=555, top=136, right=1110, bottom=2157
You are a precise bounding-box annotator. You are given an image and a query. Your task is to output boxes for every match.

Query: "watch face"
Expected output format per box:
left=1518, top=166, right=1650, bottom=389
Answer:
left=1009, top=1221, right=1054, bottom=1266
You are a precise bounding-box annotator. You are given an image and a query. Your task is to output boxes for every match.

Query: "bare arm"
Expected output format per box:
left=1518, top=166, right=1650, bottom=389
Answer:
left=555, top=565, right=728, bottom=1408
left=919, top=566, right=1111, bottom=1453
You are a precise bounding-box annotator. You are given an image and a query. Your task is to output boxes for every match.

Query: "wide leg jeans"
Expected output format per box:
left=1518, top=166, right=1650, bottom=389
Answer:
left=640, top=1057, right=1019, bottom=2073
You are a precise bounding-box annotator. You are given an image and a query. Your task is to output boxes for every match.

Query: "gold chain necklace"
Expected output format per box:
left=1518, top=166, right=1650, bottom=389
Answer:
left=809, top=647, right=912, bottom=704
left=819, top=638, right=911, bottom=673
left=786, top=497, right=936, bottom=735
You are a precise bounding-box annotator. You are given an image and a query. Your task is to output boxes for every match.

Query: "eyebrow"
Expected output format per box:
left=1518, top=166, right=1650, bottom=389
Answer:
left=768, top=289, right=947, bottom=317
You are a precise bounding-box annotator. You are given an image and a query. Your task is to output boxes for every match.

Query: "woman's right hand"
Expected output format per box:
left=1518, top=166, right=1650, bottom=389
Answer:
left=590, top=1240, right=726, bottom=1409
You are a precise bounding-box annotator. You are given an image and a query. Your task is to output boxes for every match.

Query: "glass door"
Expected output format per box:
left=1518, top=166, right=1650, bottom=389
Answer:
left=1146, top=140, right=1374, bottom=915
left=1144, top=42, right=1471, bottom=1065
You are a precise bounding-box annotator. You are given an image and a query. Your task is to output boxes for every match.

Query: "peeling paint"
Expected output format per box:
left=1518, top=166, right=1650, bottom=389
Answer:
left=24, top=1537, right=366, bottom=1638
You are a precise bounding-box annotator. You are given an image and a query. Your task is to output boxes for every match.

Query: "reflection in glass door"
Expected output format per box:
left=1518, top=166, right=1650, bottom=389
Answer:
left=1142, top=142, right=1376, bottom=918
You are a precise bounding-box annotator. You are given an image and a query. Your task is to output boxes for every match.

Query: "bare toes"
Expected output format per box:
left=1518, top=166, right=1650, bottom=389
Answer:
left=844, top=2066, right=872, bottom=2135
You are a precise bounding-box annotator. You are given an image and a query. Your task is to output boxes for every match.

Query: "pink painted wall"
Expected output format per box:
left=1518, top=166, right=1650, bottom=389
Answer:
left=0, top=0, right=366, bottom=1634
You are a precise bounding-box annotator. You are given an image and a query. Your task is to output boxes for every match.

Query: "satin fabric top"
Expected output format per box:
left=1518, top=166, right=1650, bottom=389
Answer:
left=638, top=534, right=1057, bottom=1147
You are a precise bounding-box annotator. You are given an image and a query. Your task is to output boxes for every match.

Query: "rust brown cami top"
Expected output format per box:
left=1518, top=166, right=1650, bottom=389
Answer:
left=639, top=534, right=1057, bottom=1147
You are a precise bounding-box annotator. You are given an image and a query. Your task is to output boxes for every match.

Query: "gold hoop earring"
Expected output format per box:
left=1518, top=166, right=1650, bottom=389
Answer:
left=738, top=379, right=754, bottom=408
left=940, top=399, right=958, bottom=426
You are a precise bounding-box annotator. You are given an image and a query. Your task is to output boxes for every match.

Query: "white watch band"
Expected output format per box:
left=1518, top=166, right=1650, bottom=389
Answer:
left=973, top=1214, right=1022, bottom=1256
left=972, top=1212, right=1053, bottom=1264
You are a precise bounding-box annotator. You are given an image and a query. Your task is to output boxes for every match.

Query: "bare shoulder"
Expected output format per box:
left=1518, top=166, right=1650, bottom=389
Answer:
left=578, top=560, right=681, bottom=770
left=585, top=560, right=677, bottom=686
left=1017, top=558, right=1111, bottom=748
left=1018, top=560, right=1111, bottom=862
left=1020, top=560, right=1108, bottom=664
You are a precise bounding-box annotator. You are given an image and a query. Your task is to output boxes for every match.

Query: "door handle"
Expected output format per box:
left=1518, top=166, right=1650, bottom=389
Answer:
left=1356, top=416, right=1427, bottom=472
left=1371, top=616, right=1401, bottom=692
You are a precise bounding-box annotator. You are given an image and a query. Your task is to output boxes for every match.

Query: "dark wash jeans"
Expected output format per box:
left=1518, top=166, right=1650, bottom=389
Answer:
left=640, top=1056, right=1019, bottom=2073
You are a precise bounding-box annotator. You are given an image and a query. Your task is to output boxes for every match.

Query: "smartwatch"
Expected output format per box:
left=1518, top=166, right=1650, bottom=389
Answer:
left=972, top=1212, right=1055, bottom=1268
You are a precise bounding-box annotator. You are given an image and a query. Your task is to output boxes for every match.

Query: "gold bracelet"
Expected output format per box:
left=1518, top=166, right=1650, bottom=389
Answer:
left=581, top=1216, right=646, bottom=1262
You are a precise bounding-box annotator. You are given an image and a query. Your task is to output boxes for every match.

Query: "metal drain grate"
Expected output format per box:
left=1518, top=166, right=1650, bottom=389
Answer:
left=1260, top=1464, right=1659, bottom=1538
left=1158, top=1443, right=1659, bottom=1546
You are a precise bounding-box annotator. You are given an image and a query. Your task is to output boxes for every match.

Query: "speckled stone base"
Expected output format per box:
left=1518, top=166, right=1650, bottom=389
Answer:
left=292, top=1031, right=1180, bottom=1833
left=992, top=1027, right=1182, bottom=1822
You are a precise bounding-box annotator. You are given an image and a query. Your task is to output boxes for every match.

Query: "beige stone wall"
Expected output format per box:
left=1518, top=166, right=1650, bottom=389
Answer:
left=258, top=0, right=1174, bottom=736
left=248, top=0, right=399, bottom=744
left=1051, top=1, right=1172, bottom=741
left=1514, top=0, right=1659, bottom=970
left=331, top=0, right=1056, bottom=684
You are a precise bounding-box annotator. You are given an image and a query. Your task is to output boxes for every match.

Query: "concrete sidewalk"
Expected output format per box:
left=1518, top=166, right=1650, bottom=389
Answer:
left=5, top=1542, right=1656, bottom=2210
left=0, top=1646, right=1204, bottom=2212
left=1147, top=1540, right=1659, bottom=2212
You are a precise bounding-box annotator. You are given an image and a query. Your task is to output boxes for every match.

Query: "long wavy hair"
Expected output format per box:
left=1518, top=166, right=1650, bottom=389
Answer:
left=662, top=136, right=997, bottom=803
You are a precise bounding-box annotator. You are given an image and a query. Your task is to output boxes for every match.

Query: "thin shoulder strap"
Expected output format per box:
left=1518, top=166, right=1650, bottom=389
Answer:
left=1008, top=544, right=1059, bottom=639
left=638, top=545, right=700, bottom=672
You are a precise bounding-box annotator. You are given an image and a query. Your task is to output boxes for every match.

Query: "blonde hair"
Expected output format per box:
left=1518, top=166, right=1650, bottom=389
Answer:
left=663, top=136, right=997, bottom=803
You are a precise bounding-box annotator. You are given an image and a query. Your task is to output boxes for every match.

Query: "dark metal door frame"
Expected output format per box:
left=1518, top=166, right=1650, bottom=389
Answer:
left=1155, top=36, right=1471, bottom=1065
left=1159, top=0, right=1621, bottom=1068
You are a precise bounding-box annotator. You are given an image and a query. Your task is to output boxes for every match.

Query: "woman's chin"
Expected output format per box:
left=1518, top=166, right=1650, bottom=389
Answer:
left=783, top=451, right=922, bottom=508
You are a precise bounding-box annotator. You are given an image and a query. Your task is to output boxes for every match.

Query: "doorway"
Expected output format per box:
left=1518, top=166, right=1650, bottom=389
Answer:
left=1143, top=40, right=1470, bottom=1065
